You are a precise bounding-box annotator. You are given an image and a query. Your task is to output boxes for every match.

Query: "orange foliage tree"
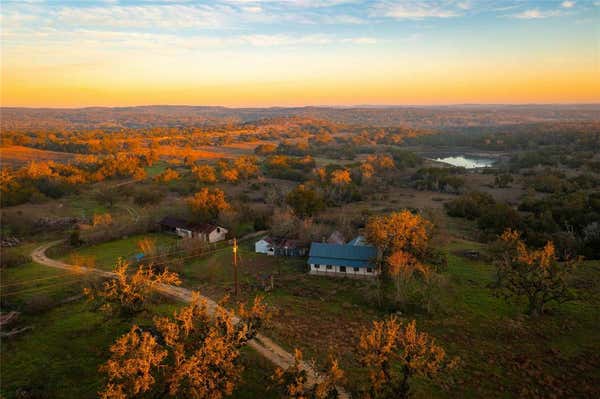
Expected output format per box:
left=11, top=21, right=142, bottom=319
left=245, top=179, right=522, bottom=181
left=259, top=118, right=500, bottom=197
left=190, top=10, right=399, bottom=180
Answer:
left=187, top=188, right=230, bottom=222
left=366, top=211, right=434, bottom=307
left=358, top=317, right=457, bottom=399
left=154, top=168, right=180, bottom=183
left=271, top=349, right=344, bottom=399
left=85, top=258, right=181, bottom=315
left=493, top=229, right=579, bottom=316
left=366, top=210, right=432, bottom=273
left=93, top=213, right=114, bottom=227
left=233, top=155, right=260, bottom=179
left=360, top=162, right=375, bottom=181
left=220, top=168, right=240, bottom=183
left=100, top=293, right=268, bottom=399
left=100, top=325, right=168, bottom=399
left=330, top=169, right=352, bottom=187
left=192, top=164, right=217, bottom=184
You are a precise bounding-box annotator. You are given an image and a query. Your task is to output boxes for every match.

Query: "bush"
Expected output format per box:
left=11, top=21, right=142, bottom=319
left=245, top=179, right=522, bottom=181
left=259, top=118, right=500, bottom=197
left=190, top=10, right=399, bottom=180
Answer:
left=133, top=187, right=165, bottom=206
left=444, top=191, right=495, bottom=219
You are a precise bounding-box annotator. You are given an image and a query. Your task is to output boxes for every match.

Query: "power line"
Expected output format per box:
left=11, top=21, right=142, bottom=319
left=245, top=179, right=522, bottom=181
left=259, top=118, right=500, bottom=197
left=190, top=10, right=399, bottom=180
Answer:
left=0, top=272, right=77, bottom=289
left=1, top=279, right=84, bottom=297
left=134, top=233, right=256, bottom=262
left=141, top=245, right=232, bottom=269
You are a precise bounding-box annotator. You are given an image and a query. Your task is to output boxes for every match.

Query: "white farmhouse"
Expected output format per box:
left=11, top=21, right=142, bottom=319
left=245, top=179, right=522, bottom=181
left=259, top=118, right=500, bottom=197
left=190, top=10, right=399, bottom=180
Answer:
left=307, top=239, right=377, bottom=277
left=255, top=237, right=275, bottom=255
left=159, top=216, right=228, bottom=243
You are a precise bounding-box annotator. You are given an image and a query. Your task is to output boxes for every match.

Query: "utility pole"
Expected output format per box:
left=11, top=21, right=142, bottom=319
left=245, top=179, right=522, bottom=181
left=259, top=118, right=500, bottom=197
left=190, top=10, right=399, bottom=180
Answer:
left=233, top=238, right=239, bottom=297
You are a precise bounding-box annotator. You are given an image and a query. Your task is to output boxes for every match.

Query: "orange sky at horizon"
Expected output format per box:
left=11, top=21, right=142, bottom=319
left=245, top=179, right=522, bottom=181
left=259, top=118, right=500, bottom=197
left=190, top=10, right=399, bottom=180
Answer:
left=3, top=65, right=599, bottom=107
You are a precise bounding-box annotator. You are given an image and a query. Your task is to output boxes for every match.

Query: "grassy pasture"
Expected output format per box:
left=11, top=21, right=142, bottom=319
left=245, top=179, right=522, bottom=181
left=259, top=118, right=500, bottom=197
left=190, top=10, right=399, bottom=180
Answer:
left=50, top=235, right=600, bottom=398
left=8, top=224, right=600, bottom=399
left=0, top=258, right=277, bottom=399
left=56, top=232, right=177, bottom=270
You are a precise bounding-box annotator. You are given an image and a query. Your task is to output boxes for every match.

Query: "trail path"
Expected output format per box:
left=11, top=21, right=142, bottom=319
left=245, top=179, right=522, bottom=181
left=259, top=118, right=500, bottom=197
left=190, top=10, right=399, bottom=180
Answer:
left=31, top=240, right=349, bottom=398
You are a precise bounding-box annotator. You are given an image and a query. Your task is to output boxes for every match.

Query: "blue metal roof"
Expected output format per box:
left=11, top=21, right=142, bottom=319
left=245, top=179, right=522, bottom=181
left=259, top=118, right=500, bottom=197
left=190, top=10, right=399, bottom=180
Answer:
left=308, top=242, right=376, bottom=268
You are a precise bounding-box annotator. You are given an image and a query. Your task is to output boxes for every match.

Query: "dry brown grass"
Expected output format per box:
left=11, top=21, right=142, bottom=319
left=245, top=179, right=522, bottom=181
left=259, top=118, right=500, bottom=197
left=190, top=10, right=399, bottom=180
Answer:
left=0, top=146, right=76, bottom=167
left=156, top=141, right=268, bottom=161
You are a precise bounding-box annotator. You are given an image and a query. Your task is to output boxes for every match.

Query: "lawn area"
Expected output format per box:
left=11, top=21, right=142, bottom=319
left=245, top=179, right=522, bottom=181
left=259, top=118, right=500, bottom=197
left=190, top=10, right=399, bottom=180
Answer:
left=1, top=256, right=278, bottom=399
left=56, top=232, right=177, bottom=270
left=144, top=161, right=169, bottom=177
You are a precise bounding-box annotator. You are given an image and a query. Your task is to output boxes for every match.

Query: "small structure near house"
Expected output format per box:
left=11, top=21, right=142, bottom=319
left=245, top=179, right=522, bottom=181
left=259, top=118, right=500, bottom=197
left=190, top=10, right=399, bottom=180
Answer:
left=255, top=237, right=275, bottom=256
left=254, top=236, right=309, bottom=257
left=347, top=235, right=368, bottom=246
left=159, top=216, right=227, bottom=243
left=462, top=249, right=480, bottom=259
left=276, top=238, right=309, bottom=257
left=308, top=238, right=377, bottom=277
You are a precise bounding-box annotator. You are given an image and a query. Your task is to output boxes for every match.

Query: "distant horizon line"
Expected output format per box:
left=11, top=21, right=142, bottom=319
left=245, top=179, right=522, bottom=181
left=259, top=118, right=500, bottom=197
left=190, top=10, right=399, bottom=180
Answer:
left=3, top=102, right=600, bottom=110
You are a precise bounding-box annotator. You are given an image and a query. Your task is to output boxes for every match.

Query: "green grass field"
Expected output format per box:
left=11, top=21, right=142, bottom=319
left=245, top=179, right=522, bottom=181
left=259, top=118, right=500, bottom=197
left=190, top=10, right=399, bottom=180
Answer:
left=0, top=259, right=278, bottom=399
left=144, top=161, right=169, bottom=178
left=147, top=239, right=600, bottom=397
left=57, top=233, right=177, bottom=270
left=6, top=235, right=600, bottom=398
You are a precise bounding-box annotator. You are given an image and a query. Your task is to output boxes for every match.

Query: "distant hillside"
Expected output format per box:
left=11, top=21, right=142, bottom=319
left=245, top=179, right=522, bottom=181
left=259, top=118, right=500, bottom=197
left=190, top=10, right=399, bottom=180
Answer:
left=2, top=104, right=599, bottom=131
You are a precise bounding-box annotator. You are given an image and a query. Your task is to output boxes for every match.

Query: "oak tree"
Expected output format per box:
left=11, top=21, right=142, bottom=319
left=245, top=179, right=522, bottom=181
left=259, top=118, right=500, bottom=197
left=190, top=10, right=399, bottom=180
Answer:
left=493, top=229, right=579, bottom=316
left=358, top=317, right=456, bottom=399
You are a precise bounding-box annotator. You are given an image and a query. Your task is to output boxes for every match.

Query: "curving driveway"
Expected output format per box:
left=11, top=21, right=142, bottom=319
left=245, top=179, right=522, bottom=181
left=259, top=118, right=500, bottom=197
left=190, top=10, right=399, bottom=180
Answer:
left=31, top=240, right=349, bottom=398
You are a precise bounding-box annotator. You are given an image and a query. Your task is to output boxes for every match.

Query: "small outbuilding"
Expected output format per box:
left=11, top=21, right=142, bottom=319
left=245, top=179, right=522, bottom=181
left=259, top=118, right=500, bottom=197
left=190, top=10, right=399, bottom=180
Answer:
left=159, top=216, right=227, bottom=243
left=254, top=236, right=309, bottom=257
left=255, top=237, right=275, bottom=255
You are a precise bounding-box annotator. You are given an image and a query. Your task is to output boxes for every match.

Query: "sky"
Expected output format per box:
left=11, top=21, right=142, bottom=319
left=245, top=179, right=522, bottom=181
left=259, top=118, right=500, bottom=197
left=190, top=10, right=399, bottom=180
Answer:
left=1, top=0, right=599, bottom=107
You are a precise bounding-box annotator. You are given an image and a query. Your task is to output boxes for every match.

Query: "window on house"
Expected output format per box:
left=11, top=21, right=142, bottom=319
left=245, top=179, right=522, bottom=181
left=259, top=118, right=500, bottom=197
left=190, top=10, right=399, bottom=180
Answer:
left=340, top=266, right=346, bottom=272
left=353, top=267, right=359, bottom=272
left=367, top=267, right=373, bottom=273
left=314, top=264, right=320, bottom=269
left=326, top=265, right=332, bottom=270
left=217, top=228, right=220, bottom=233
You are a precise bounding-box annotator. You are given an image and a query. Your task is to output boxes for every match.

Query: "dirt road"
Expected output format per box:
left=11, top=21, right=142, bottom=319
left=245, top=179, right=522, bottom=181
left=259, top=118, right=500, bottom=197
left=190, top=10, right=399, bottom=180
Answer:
left=31, top=241, right=349, bottom=398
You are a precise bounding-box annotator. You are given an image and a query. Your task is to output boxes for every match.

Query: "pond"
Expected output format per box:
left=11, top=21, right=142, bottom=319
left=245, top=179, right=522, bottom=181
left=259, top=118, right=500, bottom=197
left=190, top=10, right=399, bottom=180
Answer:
left=433, top=155, right=495, bottom=169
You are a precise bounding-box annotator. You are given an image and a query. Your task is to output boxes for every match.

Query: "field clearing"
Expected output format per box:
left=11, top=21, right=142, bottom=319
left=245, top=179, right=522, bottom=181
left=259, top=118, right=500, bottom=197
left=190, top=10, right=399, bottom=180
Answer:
left=198, top=140, right=272, bottom=155
left=0, top=146, right=76, bottom=167
left=56, top=233, right=177, bottom=270
left=156, top=140, right=268, bottom=161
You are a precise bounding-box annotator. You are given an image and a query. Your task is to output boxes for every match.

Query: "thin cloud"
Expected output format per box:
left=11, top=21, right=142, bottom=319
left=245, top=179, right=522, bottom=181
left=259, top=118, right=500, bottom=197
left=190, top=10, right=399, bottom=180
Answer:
left=561, top=1, right=575, bottom=8
left=372, top=1, right=463, bottom=20
left=512, top=9, right=563, bottom=19
left=3, top=27, right=377, bottom=51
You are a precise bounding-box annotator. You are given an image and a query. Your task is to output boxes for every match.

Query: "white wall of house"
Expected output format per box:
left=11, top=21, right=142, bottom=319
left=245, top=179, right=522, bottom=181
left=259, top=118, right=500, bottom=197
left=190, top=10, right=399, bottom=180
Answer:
left=255, top=239, right=273, bottom=254
left=208, top=227, right=227, bottom=243
left=175, top=227, right=193, bottom=238
left=309, top=263, right=376, bottom=276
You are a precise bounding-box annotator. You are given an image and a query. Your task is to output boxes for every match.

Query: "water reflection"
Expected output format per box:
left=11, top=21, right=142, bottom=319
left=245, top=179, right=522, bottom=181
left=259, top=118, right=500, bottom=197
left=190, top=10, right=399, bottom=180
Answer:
left=434, top=156, right=494, bottom=169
